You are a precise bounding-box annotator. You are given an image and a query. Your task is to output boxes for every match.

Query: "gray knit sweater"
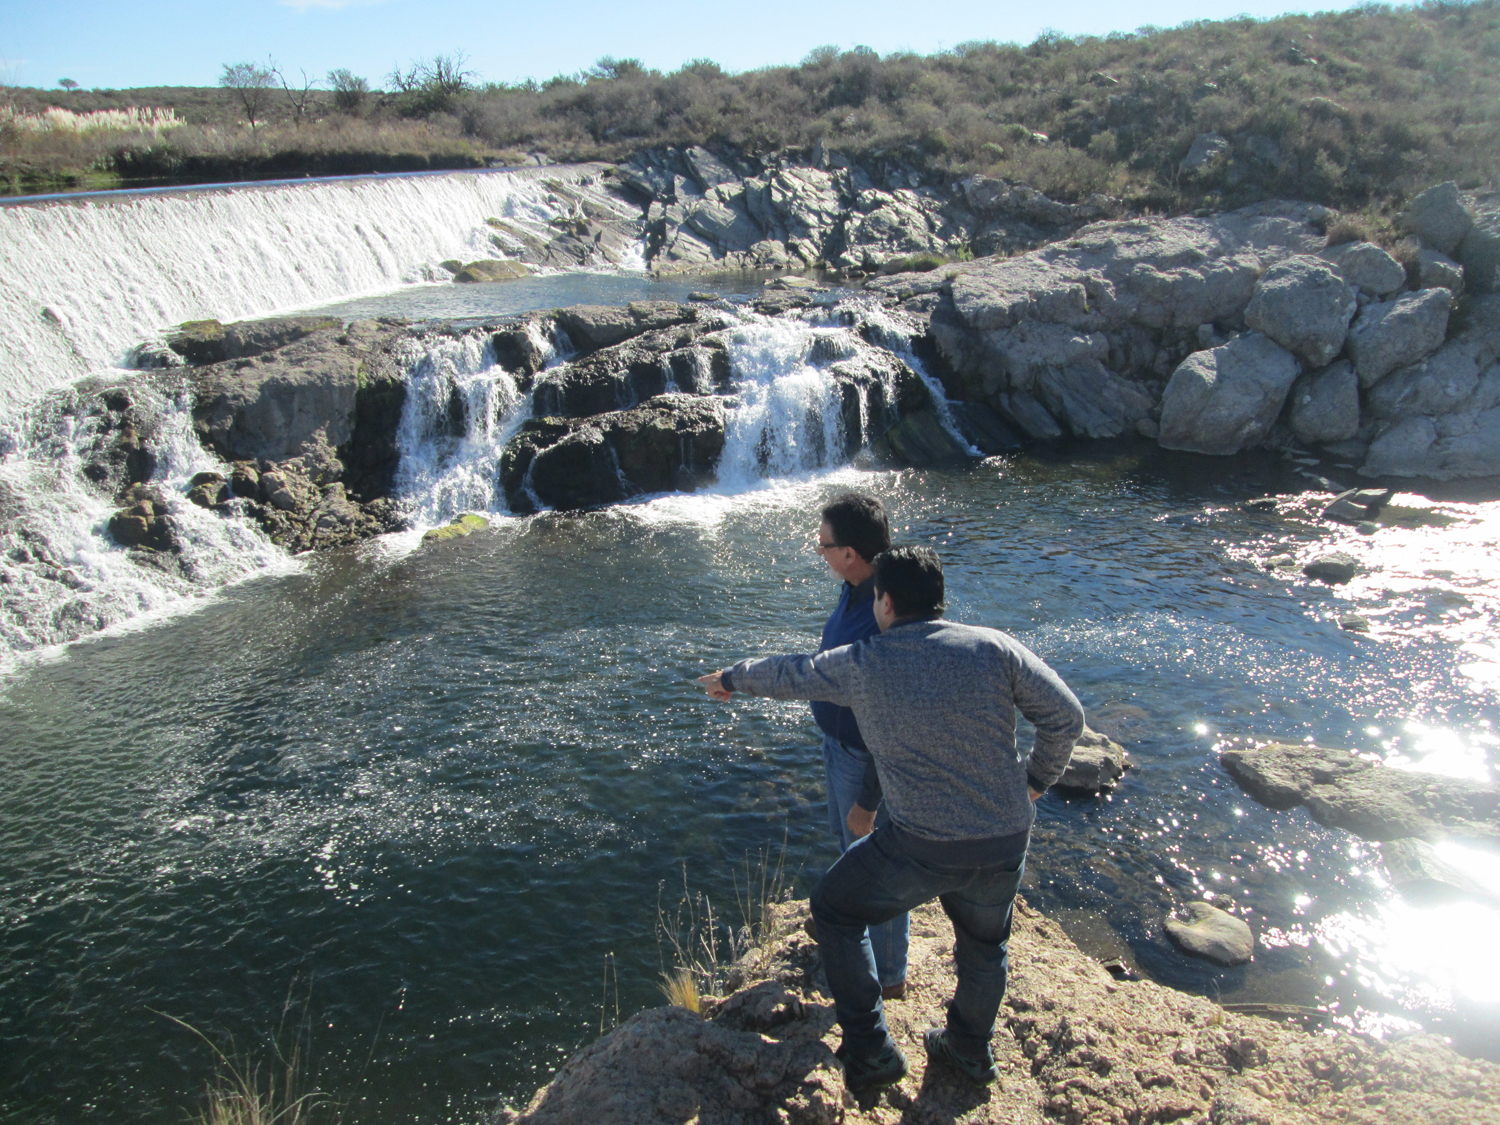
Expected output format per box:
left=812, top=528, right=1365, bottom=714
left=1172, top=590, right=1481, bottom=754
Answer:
left=724, top=618, right=1084, bottom=842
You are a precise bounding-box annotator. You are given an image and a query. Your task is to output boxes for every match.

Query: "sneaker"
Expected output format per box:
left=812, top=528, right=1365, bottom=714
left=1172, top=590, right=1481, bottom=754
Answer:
left=835, top=1039, right=908, bottom=1097
left=923, top=1028, right=998, bottom=1087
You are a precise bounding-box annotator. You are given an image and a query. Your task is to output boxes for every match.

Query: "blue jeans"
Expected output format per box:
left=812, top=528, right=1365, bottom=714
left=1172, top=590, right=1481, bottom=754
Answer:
left=810, top=823, right=1025, bottom=1056
left=822, top=735, right=910, bottom=989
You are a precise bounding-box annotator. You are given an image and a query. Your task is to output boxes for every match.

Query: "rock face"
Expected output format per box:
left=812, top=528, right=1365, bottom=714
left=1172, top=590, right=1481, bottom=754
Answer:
left=926, top=204, right=1325, bottom=442
left=1158, top=333, right=1300, bottom=455
left=1220, top=743, right=1500, bottom=843
left=1164, top=901, right=1255, bottom=966
left=509, top=896, right=1500, bottom=1125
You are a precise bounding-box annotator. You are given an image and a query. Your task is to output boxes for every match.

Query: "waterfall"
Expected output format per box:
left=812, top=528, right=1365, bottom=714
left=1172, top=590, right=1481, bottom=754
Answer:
left=0, top=378, right=292, bottom=674
left=392, top=329, right=544, bottom=526
left=0, top=165, right=637, bottom=413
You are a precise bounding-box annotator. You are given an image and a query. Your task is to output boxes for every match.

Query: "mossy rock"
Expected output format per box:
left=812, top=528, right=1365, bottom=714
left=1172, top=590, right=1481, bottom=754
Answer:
left=421, top=514, right=490, bottom=543
left=439, top=259, right=463, bottom=274
left=454, top=259, right=531, bottom=283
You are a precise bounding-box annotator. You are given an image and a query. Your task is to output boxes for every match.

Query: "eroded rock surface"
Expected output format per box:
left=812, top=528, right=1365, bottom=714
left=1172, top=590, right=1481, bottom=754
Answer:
left=508, top=897, right=1500, bottom=1125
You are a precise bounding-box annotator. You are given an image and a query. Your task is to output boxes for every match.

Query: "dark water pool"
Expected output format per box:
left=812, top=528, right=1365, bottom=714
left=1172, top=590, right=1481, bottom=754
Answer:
left=2, top=447, right=1497, bottom=1124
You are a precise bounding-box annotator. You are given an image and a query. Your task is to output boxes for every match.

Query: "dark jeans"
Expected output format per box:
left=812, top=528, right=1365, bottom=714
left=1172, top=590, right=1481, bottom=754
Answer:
left=810, top=822, right=1026, bottom=1057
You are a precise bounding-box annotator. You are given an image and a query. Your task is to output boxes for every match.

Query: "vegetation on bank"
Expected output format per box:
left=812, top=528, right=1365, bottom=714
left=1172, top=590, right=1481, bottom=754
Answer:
left=3, top=0, right=1498, bottom=215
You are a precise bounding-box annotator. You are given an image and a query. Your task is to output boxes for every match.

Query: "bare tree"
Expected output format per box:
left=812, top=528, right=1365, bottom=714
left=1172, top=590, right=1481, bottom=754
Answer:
left=386, top=52, right=473, bottom=115
left=326, top=68, right=369, bottom=114
left=219, top=60, right=277, bottom=134
left=276, top=65, right=319, bottom=126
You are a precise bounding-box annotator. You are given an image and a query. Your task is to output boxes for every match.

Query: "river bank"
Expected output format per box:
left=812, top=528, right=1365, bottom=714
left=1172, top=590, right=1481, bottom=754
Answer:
left=505, top=895, right=1500, bottom=1124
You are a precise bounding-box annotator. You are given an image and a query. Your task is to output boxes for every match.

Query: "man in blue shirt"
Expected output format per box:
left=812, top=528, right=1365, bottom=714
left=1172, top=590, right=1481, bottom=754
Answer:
left=812, top=493, right=909, bottom=1001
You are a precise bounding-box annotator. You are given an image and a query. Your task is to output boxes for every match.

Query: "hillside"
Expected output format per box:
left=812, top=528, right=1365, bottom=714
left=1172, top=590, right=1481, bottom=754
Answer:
left=2, top=0, right=1498, bottom=217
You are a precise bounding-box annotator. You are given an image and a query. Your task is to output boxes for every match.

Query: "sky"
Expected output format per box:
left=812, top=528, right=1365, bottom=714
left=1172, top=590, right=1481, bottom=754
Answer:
left=1, top=0, right=1374, bottom=91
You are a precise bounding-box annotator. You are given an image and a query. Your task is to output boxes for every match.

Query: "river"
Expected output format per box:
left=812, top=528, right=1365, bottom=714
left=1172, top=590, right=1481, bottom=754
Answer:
left=0, top=169, right=1497, bottom=1125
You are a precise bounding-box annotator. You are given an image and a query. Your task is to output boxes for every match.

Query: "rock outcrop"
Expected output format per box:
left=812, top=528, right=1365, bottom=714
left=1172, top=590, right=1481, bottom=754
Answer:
left=507, top=896, right=1500, bottom=1124
left=1220, top=742, right=1500, bottom=844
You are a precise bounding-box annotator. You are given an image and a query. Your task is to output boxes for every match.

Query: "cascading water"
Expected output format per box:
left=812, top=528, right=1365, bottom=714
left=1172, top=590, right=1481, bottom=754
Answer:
left=392, top=330, right=541, bottom=526
left=0, top=378, right=292, bottom=674
left=0, top=166, right=637, bottom=412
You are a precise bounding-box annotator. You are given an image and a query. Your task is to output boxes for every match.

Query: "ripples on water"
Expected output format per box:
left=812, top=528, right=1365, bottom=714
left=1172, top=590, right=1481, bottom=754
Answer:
left=1, top=449, right=1498, bottom=1123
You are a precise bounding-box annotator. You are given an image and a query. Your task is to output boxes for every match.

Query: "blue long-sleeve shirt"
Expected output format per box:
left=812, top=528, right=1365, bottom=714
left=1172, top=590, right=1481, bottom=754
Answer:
left=812, top=577, right=879, bottom=752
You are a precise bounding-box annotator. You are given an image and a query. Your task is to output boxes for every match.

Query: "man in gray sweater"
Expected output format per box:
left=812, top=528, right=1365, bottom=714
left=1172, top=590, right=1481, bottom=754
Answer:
left=699, top=546, right=1083, bottom=1097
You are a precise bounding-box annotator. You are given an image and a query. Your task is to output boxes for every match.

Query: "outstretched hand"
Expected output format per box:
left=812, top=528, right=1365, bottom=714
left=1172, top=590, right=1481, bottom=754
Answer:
left=697, top=671, right=732, bottom=701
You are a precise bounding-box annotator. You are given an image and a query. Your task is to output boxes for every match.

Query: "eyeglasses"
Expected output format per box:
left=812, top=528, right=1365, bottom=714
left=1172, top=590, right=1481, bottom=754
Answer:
left=814, top=540, right=841, bottom=553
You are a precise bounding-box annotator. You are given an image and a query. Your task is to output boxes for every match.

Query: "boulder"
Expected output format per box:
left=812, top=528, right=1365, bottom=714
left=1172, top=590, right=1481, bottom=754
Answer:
left=1457, top=205, right=1500, bottom=292
left=453, top=258, right=531, bottom=283
left=1302, top=552, right=1357, bottom=584
left=527, top=425, right=625, bottom=510
left=1158, top=333, right=1300, bottom=455
left=1055, top=726, right=1130, bottom=794
left=1405, top=181, right=1472, bottom=256
left=1245, top=256, right=1357, bottom=365
left=1181, top=132, right=1231, bottom=173
left=1319, top=240, right=1406, bottom=296
left=1220, top=743, right=1500, bottom=843
left=185, top=471, right=230, bottom=509
left=1366, top=331, right=1495, bottom=421
left=421, top=514, right=489, bottom=543
left=1347, top=288, right=1452, bottom=387
left=106, top=489, right=177, bottom=552
left=1165, top=902, right=1254, bottom=966
left=1288, top=360, right=1360, bottom=446
left=1417, top=248, right=1465, bottom=295
left=1361, top=405, right=1500, bottom=479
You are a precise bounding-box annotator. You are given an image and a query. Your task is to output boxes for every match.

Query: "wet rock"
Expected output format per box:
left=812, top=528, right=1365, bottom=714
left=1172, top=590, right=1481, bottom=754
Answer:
left=947, top=400, right=1026, bottom=455
left=106, top=488, right=177, bottom=552
left=452, top=258, right=531, bottom=282
left=1055, top=726, right=1131, bottom=794
left=421, top=514, right=489, bottom=543
left=520, top=395, right=727, bottom=511
left=1165, top=901, right=1254, bottom=966
left=1382, top=837, right=1498, bottom=905
left=1302, top=552, right=1358, bottom=584
left=1244, top=256, right=1357, bottom=365
left=1319, top=240, right=1407, bottom=297
left=1220, top=742, right=1500, bottom=843
left=1288, top=360, right=1360, bottom=446
left=532, top=322, right=724, bottom=418
left=553, top=302, right=697, bottom=354
left=491, top=322, right=551, bottom=381
left=1339, top=614, right=1371, bottom=631
left=1159, top=333, right=1301, bottom=455
left=1347, top=289, right=1452, bottom=388
left=167, top=315, right=342, bottom=366
left=1404, top=181, right=1472, bottom=256
left=869, top=408, right=970, bottom=465
left=186, top=471, right=230, bottom=509
left=1322, top=487, right=1391, bottom=525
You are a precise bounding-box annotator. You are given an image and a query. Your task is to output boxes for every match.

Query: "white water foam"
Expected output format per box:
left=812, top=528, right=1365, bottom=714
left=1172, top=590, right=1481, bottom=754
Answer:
left=0, top=166, right=636, bottom=412
left=0, top=377, right=294, bottom=674
left=392, top=330, right=540, bottom=527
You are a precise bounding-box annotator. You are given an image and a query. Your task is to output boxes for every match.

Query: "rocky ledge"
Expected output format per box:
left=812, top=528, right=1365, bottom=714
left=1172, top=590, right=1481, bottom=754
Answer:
left=503, top=896, right=1500, bottom=1125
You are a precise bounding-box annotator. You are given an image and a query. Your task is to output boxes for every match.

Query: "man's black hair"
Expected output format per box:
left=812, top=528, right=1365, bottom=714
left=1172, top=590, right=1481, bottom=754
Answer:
left=873, top=545, right=945, bottom=619
left=820, top=493, right=891, bottom=563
